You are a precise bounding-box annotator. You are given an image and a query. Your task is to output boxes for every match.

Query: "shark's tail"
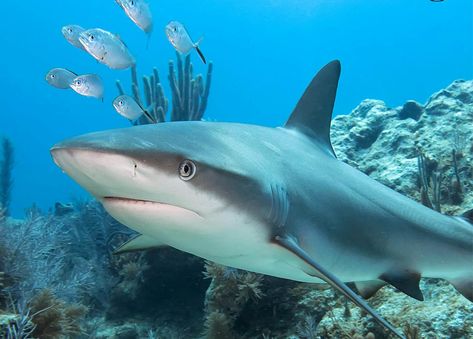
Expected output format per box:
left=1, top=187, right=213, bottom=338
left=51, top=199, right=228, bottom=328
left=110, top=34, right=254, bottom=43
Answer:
left=449, top=210, right=473, bottom=302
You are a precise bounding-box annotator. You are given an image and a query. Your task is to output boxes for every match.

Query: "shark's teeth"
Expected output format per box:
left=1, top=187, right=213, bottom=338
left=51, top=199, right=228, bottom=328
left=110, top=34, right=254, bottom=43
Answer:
left=103, top=197, right=158, bottom=204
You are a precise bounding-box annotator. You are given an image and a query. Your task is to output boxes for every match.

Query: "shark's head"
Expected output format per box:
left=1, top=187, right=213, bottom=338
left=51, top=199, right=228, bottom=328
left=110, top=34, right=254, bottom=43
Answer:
left=51, top=122, right=275, bottom=258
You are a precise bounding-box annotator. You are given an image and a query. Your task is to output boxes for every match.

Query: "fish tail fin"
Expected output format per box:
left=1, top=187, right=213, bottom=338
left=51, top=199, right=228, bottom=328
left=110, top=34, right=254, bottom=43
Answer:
left=195, top=36, right=204, bottom=46
left=195, top=45, right=206, bottom=64
left=194, top=36, right=206, bottom=64
left=143, top=107, right=157, bottom=124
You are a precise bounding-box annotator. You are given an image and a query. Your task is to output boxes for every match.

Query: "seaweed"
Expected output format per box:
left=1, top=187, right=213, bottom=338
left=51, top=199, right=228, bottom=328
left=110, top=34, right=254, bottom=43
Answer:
left=202, top=261, right=264, bottom=338
left=0, top=201, right=127, bottom=313
left=450, top=148, right=464, bottom=204
left=417, top=151, right=442, bottom=212
left=0, top=138, right=14, bottom=217
left=28, top=289, right=87, bottom=338
left=116, top=53, right=213, bottom=124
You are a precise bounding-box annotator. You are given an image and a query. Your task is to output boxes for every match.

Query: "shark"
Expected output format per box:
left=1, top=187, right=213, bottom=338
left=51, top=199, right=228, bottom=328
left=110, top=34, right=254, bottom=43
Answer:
left=50, top=61, right=473, bottom=338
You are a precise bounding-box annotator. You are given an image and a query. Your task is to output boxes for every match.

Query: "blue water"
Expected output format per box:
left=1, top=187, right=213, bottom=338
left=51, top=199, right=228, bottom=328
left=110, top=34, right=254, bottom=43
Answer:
left=1, top=0, right=472, bottom=217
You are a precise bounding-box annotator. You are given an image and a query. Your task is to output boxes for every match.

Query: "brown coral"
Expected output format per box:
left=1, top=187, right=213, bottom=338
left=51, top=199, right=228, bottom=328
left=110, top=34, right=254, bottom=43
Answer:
left=202, top=262, right=264, bottom=338
left=203, top=311, right=236, bottom=339
left=29, top=289, right=87, bottom=338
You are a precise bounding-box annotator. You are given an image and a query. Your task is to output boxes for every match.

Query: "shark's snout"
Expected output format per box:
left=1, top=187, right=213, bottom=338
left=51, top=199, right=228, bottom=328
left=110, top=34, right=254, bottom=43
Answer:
left=51, top=141, right=138, bottom=200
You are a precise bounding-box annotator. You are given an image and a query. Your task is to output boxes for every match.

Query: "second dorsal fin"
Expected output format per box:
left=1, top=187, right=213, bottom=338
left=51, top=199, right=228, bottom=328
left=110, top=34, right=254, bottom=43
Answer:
left=284, top=60, right=341, bottom=157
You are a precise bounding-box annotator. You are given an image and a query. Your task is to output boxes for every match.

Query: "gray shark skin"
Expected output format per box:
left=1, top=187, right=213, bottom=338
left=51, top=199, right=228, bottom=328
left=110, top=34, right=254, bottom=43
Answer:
left=51, top=61, right=473, bottom=338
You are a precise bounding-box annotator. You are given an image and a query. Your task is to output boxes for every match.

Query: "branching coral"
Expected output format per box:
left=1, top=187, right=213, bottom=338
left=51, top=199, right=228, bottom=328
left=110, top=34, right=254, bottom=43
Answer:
left=0, top=138, right=14, bottom=216
left=0, top=207, right=11, bottom=309
left=116, top=53, right=213, bottom=124
left=28, top=289, right=87, bottom=338
left=450, top=148, right=464, bottom=204
left=1, top=201, right=128, bottom=313
left=417, top=151, right=442, bottom=212
left=3, top=298, right=35, bottom=339
left=113, top=253, right=150, bottom=301
left=168, top=53, right=213, bottom=121
left=203, top=261, right=264, bottom=338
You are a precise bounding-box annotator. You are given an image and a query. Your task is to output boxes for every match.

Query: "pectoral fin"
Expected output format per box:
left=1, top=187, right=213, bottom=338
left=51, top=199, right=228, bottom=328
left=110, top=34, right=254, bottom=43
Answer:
left=273, top=233, right=405, bottom=339
left=114, top=234, right=167, bottom=254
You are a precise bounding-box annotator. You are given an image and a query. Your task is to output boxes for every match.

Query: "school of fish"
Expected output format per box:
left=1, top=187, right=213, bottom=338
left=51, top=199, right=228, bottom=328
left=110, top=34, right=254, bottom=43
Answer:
left=46, top=0, right=207, bottom=119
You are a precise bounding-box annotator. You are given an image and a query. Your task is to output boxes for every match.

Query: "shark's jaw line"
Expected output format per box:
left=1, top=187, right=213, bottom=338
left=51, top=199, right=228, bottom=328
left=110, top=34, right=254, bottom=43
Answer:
left=101, top=196, right=202, bottom=218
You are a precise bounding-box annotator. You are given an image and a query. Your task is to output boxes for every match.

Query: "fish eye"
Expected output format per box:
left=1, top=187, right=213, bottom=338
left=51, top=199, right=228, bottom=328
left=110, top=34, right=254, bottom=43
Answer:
left=75, top=80, right=82, bottom=86
left=68, top=28, right=73, bottom=33
left=173, top=27, right=177, bottom=32
left=119, top=100, right=124, bottom=106
left=179, top=160, right=196, bottom=181
left=130, top=0, right=135, bottom=5
left=89, top=35, right=95, bottom=41
left=50, top=74, right=55, bottom=78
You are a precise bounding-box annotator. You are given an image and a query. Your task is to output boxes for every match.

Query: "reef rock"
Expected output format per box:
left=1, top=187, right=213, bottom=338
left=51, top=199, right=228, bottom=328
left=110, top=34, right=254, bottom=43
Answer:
left=331, top=79, right=473, bottom=214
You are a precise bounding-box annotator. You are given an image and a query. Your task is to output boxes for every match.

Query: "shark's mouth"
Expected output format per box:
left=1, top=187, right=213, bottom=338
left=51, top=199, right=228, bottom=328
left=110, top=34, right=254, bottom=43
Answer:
left=104, top=196, right=160, bottom=204
left=102, top=196, right=202, bottom=218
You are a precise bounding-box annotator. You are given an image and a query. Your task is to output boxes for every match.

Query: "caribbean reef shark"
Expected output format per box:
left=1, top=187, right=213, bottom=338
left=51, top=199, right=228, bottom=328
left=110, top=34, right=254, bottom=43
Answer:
left=51, top=61, right=473, bottom=338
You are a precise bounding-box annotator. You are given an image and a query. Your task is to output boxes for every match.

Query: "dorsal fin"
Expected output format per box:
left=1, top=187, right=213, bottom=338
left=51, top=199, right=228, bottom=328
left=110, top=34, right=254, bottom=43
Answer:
left=284, top=60, right=341, bottom=157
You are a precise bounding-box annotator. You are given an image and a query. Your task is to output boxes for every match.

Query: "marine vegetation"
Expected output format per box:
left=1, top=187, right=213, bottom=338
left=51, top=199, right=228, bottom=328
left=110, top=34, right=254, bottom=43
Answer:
left=116, top=52, right=213, bottom=124
left=0, top=137, right=14, bottom=216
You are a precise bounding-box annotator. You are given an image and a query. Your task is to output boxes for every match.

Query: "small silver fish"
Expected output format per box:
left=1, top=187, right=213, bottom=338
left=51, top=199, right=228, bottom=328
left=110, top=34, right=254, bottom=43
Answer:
left=62, top=25, right=86, bottom=50
left=45, top=68, right=77, bottom=89
left=113, top=95, right=156, bottom=123
left=165, top=21, right=206, bottom=64
left=78, top=28, right=135, bottom=69
left=116, top=0, right=153, bottom=34
left=70, top=74, right=104, bottom=100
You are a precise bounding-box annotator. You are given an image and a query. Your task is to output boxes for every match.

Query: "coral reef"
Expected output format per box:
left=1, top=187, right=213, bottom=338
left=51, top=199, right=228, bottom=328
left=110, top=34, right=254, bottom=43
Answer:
left=0, top=137, right=14, bottom=216
left=331, top=79, right=473, bottom=216
left=116, top=53, right=213, bottom=124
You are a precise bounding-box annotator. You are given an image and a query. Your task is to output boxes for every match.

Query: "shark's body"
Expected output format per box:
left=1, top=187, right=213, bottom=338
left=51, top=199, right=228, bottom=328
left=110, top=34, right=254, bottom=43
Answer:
left=51, top=61, right=473, bottom=338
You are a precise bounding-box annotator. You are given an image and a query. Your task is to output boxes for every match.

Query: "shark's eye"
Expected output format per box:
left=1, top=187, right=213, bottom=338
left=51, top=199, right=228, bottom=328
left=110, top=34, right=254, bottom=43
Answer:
left=179, top=160, right=196, bottom=181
